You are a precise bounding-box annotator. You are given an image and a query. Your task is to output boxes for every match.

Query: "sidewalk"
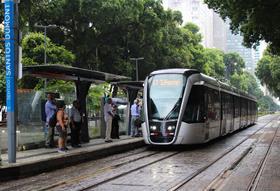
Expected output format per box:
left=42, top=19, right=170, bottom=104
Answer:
left=0, top=136, right=144, bottom=181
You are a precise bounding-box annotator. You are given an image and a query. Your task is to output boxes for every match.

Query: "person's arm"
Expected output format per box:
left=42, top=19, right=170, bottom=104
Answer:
left=70, top=109, right=75, bottom=128
left=50, top=103, right=57, bottom=110
left=57, top=111, right=65, bottom=131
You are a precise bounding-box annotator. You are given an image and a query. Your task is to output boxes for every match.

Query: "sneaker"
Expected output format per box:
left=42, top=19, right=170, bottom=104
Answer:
left=58, top=148, right=67, bottom=153
left=64, top=147, right=69, bottom=150
left=45, top=144, right=55, bottom=148
left=105, top=140, right=113, bottom=143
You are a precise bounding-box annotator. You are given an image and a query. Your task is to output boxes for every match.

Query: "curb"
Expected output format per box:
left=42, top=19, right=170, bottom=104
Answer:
left=0, top=138, right=145, bottom=181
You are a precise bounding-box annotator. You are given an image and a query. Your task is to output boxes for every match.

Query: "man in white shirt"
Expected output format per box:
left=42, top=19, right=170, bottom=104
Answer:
left=104, top=97, right=114, bottom=142
left=70, top=100, right=82, bottom=147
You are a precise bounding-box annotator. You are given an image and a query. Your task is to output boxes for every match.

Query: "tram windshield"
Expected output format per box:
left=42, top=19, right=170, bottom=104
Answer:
left=148, top=74, right=186, bottom=120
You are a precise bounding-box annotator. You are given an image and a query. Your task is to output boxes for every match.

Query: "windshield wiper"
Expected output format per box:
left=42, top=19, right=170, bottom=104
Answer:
left=163, top=98, right=182, bottom=121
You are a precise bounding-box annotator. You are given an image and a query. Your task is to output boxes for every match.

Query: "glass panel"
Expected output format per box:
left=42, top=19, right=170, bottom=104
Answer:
left=207, top=89, right=220, bottom=121
left=148, top=74, right=186, bottom=120
left=183, top=85, right=205, bottom=123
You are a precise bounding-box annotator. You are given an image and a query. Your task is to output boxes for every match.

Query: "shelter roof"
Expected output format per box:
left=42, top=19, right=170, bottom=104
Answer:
left=111, top=81, right=144, bottom=90
left=23, top=64, right=130, bottom=83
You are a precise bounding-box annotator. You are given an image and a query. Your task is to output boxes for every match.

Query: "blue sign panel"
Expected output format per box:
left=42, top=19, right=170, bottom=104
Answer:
left=4, top=0, right=15, bottom=112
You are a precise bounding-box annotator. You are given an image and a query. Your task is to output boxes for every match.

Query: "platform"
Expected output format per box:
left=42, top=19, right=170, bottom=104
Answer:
left=0, top=136, right=144, bottom=181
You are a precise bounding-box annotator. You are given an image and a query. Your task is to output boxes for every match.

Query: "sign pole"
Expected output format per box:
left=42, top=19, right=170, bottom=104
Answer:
left=4, top=0, right=18, bottom=163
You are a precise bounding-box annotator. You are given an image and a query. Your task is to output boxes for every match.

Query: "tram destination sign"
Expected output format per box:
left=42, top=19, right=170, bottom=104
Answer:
left=4, top=0, right=15, bottom=112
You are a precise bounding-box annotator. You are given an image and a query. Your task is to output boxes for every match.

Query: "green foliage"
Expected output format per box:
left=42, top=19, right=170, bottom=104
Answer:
left=202, top=48, right=225, bottom=79
left=43, top=80, right=75, bottom=95
left=0, top=29, right=5, bottom=103
left=0, top=72, right=5, bottom=103
left=204, top=0, right=280, bottom=54
left=19, top=32, right=75, bottom=90
left=22, top=32, right=75, bottom=66
left=258, top=96, right=280, bottom=112
left=256, top=47, right=280, bottom=97
left=230, top=72, right=261, bottom=97
left=87, top=83, right=110, bottom=112
left=224, top=52, right=245, bottom=77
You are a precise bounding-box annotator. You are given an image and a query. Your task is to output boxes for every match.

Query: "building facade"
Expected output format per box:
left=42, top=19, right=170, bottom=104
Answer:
left=162, top=0, right=261, bottom=72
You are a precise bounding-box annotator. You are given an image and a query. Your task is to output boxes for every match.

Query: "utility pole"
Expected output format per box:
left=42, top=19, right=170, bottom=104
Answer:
left=129, top=57, right=144, bottom=81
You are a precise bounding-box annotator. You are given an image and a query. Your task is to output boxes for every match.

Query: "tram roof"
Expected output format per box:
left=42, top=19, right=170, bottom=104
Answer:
left=23, top=64, right=130, bottom=83
left=150, top=68, right=199, bottom=75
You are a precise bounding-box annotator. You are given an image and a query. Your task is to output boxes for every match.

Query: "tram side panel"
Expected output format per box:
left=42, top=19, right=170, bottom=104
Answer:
left=170, top=85, right=205, bottom=144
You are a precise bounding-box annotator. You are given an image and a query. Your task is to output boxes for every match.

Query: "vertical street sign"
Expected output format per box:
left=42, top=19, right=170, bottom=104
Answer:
left=4, top=0, right=16, bottom=163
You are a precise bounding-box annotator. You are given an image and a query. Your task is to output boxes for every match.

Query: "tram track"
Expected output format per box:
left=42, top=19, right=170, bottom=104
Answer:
left=40, top=120, right=273, bottom=191
left=36, top=151, right=182, bottom=191
left=246, top=124, right=280, bottom=191
left=201, top=120, right=280, bottom=191
left=0, top=148, right=152, bottom=191
left=54, top=122, right=271, bottom=191
left=167, top=121, right=274, bottom=191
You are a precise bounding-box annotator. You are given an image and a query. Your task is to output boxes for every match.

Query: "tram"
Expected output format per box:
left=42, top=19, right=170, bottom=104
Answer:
left=142, top=69, right=257, bottom=145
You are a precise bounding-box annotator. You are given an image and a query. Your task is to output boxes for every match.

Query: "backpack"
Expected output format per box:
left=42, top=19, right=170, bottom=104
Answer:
left=48, top=112, right=57, bottom=127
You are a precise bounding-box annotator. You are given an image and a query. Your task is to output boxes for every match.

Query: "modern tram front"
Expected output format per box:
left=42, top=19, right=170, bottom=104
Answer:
left=142, top=69, right=205, bottom=145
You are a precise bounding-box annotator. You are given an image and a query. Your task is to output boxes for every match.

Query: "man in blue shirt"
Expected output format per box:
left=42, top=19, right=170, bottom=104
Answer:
left=45, top=93, right=57, bottom=148
left=130, top=99, right=140, bottom=137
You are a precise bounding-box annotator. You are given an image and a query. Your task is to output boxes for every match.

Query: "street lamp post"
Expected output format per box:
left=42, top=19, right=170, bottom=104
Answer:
left=130, top=57, right=144, bottom=81
left=34, top=24, right=56, bottom=90
left=34, top=24, right=57, bottom=65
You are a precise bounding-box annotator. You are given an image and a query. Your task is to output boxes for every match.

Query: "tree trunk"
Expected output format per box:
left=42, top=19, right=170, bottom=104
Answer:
left=75, top=80, right=91, bottom=143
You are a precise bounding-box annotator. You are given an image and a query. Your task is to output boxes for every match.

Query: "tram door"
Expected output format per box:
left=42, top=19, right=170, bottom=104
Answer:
left=206, top=88, right=221, bottom=140
left=221, top=92, right=234, bottom=135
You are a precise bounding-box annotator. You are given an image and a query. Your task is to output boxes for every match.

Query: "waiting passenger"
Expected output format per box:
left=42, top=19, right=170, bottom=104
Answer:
left=70, top=100, right=82, bottom=148
left=130, top=99, right=141, bottom=137
left=56, top=101, right=68, bottom=153
left=45, top=93, right=57, bottom=148
left=111, top=105, right=120, bottom=139
left=104, top=97, right=114, bottom=142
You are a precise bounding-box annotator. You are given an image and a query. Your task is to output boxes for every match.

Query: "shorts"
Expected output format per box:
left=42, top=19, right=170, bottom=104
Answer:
left=56, top=125, right=67, bottom=138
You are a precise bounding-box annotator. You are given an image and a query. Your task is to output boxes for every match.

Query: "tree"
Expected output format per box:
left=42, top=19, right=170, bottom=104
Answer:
left=201, top=48, right=225, bottom=79
left=18, top=32, right=75, bottom=89
left=258, top=96, right=280, bottom=112
left=204, top=0, right=280, bottom=54
left=224, top=52, right=245, bottom=78
left=256, top=47, right=280, bottom=98
left=22, top=32, right=75, bottom=66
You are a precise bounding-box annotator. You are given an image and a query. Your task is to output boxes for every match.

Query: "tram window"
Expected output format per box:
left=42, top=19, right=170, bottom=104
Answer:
left=234, top=96, right=240, bottom=118
left=182, top=85, right=205, bottom=123
left=206, top=88, right=220, bottom=121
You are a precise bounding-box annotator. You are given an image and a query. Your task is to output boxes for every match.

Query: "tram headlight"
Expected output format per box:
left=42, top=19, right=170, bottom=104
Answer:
left=150, top=125, right=157, bottom=131
left=167, top=126, right=175, bottom=131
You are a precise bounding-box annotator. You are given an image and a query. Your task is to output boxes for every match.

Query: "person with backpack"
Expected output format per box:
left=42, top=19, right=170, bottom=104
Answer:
left=45, top=93, right=57, bottom=148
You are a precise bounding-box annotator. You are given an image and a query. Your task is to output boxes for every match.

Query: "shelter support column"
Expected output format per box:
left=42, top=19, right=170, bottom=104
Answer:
left=75, top=80, right=91, bottom=143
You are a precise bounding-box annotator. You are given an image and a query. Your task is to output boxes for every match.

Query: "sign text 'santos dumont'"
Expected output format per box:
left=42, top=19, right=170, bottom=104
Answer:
left=4, top=0, right=15, bottom=112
